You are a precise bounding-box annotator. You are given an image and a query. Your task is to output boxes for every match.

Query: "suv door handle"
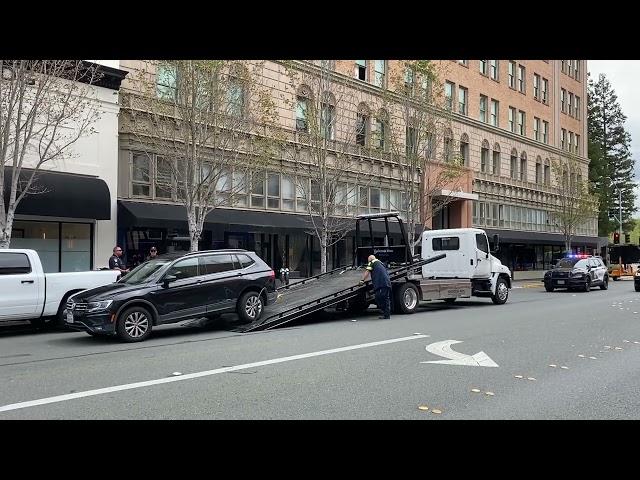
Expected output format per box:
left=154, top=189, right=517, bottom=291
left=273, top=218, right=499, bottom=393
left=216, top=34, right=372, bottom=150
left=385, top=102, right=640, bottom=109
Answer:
left=21, top=280, right=34, bottom=284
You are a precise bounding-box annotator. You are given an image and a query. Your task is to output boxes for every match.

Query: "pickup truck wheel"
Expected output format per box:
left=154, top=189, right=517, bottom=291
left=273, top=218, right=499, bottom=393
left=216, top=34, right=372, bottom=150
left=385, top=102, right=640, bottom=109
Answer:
left=116, top=307, right=153, bottom=342
left=491, top=277, right=509, bottom=305
left=237, top=291, right=263, bottom=324
left=395, top=283, right=419, bottom=314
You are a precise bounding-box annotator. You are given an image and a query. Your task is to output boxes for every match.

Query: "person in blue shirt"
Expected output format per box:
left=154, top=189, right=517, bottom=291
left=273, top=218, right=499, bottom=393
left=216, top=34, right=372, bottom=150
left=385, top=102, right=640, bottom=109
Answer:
left=361, top=255, right=391, bottom=319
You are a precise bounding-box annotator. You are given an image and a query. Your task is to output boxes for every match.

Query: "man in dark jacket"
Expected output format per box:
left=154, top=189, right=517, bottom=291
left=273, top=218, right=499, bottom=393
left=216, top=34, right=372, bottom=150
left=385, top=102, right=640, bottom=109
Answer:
left=361, top=255, right=391, bottom=319
left=109, top=246, right=129, bottom=275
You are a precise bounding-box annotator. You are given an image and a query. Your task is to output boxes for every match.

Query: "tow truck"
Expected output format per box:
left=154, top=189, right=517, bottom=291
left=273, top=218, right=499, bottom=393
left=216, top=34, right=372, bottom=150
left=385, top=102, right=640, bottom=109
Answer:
left=237, top=212, right=512, bottom=332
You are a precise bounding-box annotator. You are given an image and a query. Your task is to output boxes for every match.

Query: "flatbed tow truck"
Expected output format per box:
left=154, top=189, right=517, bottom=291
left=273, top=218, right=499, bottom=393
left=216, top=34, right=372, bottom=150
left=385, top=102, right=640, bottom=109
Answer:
left=237, top=212, right=512, bottom=332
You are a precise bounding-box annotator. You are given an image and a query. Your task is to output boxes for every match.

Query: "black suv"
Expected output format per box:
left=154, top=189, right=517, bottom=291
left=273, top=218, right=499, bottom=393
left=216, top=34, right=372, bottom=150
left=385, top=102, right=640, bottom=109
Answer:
left=64, top=250, right=276, bottom=342
left=544, top=255, right=609, bottom=292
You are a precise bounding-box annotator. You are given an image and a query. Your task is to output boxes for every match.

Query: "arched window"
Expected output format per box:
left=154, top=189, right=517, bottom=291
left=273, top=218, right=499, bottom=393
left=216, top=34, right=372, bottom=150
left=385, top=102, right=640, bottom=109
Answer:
left=460, top=133, right=470, bottom=166
left=492, top=143, right=501, bottom=176
left=443, top=128, right=454, bottom=162
left=535, top=156, right=542, bottom=184
left=373, top=109, right=389, bottom=151
left=510, top=148, right=518, bottom=180
left=481, top=139, right=490, bottom=173
left=520, top=151, right=528, bottom=182
left=295, top=84, right=313, bottom=132
left=320, top=91, right=336, bottom=140
left=356, top=102, right=370, bottom=146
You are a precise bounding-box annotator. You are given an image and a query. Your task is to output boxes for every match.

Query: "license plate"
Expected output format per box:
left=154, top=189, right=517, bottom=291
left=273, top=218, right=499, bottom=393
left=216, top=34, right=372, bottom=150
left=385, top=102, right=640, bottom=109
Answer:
left=66, top=311, right=74, bottom=323
left=557, top=280, right=565, bottom=285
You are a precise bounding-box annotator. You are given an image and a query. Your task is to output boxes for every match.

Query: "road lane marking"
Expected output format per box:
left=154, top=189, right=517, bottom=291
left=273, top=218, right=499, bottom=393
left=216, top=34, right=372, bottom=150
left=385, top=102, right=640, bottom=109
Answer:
left=0, top=334, right=429, bottom=414
left=421, top=340, right=499, bottom=367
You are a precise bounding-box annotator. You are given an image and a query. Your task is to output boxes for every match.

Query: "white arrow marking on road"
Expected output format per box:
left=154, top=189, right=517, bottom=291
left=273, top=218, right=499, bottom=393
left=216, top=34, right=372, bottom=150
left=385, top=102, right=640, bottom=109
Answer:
left=420, top=340, right=499, bottom=367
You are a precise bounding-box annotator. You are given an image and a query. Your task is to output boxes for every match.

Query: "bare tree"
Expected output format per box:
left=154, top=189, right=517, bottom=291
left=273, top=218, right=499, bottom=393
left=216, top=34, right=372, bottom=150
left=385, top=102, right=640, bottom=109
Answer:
left=550, top=153, right=598, bottom=251
left=120, top=60, right=279, bottom=251
left=0, top=60, right=101, bottom=248
left=280, top=61, right=373, bottom=273
left=384, top=60, right=467, bottom=255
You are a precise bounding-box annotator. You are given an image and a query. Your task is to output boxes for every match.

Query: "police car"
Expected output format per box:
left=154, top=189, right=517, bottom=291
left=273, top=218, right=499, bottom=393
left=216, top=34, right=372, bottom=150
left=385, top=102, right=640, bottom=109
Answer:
left=543, top=254, right=609, bottom=292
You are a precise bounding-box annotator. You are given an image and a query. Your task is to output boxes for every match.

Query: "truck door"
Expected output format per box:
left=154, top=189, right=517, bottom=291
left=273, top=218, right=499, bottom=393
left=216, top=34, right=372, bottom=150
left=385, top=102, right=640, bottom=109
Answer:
left=474, top=234, right=492, bottom=278
left=0, top=252, right=42, bottom=320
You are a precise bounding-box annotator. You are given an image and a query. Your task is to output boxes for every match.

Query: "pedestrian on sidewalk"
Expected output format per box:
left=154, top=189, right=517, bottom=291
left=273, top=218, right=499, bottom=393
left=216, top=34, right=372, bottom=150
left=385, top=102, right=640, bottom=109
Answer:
left=146, top=246, right=158, bottom=261
left=361, top=254, right=392, bottom=319
left=109, top=246, right=130, bottom=277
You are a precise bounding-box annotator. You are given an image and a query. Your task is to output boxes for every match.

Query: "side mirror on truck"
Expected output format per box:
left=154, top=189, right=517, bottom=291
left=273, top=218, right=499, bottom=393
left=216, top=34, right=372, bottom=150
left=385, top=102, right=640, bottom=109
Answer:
left=492, top=234, right=500, bottom=253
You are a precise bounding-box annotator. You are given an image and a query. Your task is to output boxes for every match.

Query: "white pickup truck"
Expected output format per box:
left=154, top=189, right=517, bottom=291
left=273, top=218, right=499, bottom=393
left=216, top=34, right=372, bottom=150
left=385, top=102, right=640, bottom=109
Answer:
left=0, top=249, right=120, bottom=327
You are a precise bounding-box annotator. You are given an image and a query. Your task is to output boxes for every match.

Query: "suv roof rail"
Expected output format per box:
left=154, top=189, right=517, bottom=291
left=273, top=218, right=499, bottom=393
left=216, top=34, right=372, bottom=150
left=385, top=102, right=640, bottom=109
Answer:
left=183, top=249, right=248, bottom=257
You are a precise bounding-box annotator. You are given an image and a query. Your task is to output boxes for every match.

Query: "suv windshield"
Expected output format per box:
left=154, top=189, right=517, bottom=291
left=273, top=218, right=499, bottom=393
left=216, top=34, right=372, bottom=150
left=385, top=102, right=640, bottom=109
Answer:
left=556, top=258, right=590, bottom=269
left=119, top=258, right=172, bottom=285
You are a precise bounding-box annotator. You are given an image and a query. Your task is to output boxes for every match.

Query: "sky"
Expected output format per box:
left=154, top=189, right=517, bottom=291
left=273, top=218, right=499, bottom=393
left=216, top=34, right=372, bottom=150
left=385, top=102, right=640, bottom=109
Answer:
left=587, top=61, right=640, bottom=213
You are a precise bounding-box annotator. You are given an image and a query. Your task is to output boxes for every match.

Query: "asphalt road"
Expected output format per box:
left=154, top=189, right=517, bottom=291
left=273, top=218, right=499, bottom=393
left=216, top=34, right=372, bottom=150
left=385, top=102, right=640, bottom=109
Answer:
left=1, top=279, right=640, bottom=419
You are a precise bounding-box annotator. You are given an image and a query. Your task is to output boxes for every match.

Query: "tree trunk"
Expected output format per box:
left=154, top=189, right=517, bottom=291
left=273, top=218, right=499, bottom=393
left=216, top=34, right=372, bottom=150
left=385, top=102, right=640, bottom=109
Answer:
left=0, top=209, right=15, bottom=249
left=320, top=230, right=328, bottom=274
left=186, top=209, right=201, bottom=252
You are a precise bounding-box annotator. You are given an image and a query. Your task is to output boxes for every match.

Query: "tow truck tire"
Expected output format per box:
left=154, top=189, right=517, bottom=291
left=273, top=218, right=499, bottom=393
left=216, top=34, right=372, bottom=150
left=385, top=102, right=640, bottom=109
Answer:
left=600, top=276, right=609, bottom=290
left=613, top=276, right=620, bottom=281
left=491, top=277, right=509, bottom=305
left=395, top=283, right=420, bottom=314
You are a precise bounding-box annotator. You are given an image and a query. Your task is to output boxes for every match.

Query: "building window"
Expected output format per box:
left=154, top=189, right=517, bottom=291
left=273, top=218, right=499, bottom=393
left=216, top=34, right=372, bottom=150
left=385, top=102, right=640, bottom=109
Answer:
left=575, top=96, right=580, bottom=120
left=542, top=120, right=549, bottom=144
left=460, top=134, right=469, bottom=166
left=561, top=60, right=566, bottom=73
left=458, top=86, right=468, bottom=115
left=517, top=65, right=526, bottom=93
left=561, top=128, right=567, bottom=150
left=520, top=153, right=527, bottom=182
left=479, top=60, right=488, bottom=76
left=356, top=113, right=368, bottom=146
left=568, top=131, right=574, bottom=153
left=508, top=107, right=516, bottom=133
left=490, top=60, right=499, bottom=80
left=508, top=61, right=516, bottom=89
left=155, top=157, right=174, bottom=199
left=355, top=60, right=367, bottom=81
left=281, top=176, right=295, bottom=211
left=132, top=153, right=151, bottom=197
left=251, top=172, right=265, bottom=207
left=518, top=110, right=525, bottom=135
left=510, top=149, right=518, bottom=180
left=296, top=180, right=308, bottom=212
left=544, top=160, right=551, bottom=185
left=533, top=74, right=540, bottom=99
left=156, top=64, right=177, bottom=100
left=490, top=99, right=499, bottom=127
left=576, top=134, right=580, bottom=155
left=373, top=116, right=387, bottom=151
left=533, top=117, right=540, bottom=141
left=320, top=102, right=335, bottom=140
left=404, top=68, right=415, bottom=94
left=574, top=60, right=581, bottom=81
left=445, top=81, right=454, bottom=110
left=542, top=78, right=548, bottom=104
left=481, top=142, right=489, bottom=173
left=296, top=96, right=309, bottom=132
left=267, top=173, right=280, bottom=209
left=567, top=60, right=574, bottom=77
left=479, top=95, right=488, bottom=123
left=227, top=78, right=245, bottom=118
left=406, top=126, right=417, bottom=156
left=561, top=89, right=566, bottom=113
left=374, top=60, right=386, bottom=88
left=444, top=132, right=453, bottom=162
left=458, top=60, right=468, bottom=66
left=568, top=92, right=574, bottom=116
left=536, top=157, right=542, bottom=184
left=492, top=144, right=500, bottom=176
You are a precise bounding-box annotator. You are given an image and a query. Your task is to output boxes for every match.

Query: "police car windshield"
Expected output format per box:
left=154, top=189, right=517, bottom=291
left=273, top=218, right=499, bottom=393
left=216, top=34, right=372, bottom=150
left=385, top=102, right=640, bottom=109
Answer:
left=556, top=258, right=589, bottom=269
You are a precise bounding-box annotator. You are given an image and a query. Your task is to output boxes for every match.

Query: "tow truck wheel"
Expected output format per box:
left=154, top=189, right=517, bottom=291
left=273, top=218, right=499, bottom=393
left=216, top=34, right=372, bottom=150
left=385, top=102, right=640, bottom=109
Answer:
left=491, top=277, right=509, bottom=305
left=613, top=276, right=620, bottom=281
left=395, top=283, right=419, bottom=314
left=600, top=276, right=609, bottom=290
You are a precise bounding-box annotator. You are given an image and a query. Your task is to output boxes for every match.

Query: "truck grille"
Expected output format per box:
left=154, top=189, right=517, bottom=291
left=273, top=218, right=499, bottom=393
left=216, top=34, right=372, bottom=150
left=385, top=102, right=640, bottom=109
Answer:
left=554, top=272, right=568, bottom=278
left=67, top=301, right=88, bottom=312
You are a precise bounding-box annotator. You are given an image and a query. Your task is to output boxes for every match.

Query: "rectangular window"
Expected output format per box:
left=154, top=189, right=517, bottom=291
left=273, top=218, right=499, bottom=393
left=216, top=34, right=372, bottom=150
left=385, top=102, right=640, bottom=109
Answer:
left=356, top=114, right=367, bottom=146
left=296, top=97, right=308, bottom=132
left=374, top=60, right=385, bottom=87
left=568, top=92, right=574, bottom=116
left=544, top=163, right=550, bottom=184
left=561, top=89, right=566, bottom=112
left=320, top=103, right=335, bottom=140
left=490, top=60, right=498, bottom=80
left=282, top=176, right=295, bottom=211
left=155, top=157, right=174, bottom=199
left=296, top=181, right=308, bottom=212
left=492, top=151, right=500, bottom=175
left=510, top=154, right=517, bottom=179
left=518, top=110, right=525, bottom=135
left=233, top=171, right=248, bottom=207
left=374, top=118, right=386, bottom=150
left=575, top=96, right=580, bottom=120
left=576, top=134, right=581, bottom=155
left=568, top=60, right=574, bottom=77
left=355, top=60, right=367, bottom=81
left=227, top=79, right=245, bottom=118
left=406, top=126, right=417, bottom=156
left=561, top=129, right=567, bottom=150
left=481, top=146, right=489, bottom=173
left=432, top=237, right=460, bottom=251
left=490, top=99, right=499, bottom=126
left=533, top=117, right=540, bottom=141
left=508, top=61, right=516, bottom=88
left=533, top=74, right=540, bottom=99
left=568, top=131, right=574, bottom=154
left=132, top=153, right=151, bottom=197
left=518, top=65, right=526, bottom=93
left=574, top=60, right=580, bottom=81
left=542, top=121, right=549, bottom=144
left=536, top=162, right=542, bottom=184
left=508, top=107, right=516, bottom=132
left=267, top=172, right=280, bottom=209
left=479, top=60, right=488, bottom=75
left=369, top=187, right=381, bottom=211
left=458, top=86, right=468, bottom=115
left=445, top=81, right=454, bottom=110
left=479, top=95, right=488, bottom=123
left=520, top=157, right=527, bottom=182
left=542, top=78, right=548, bottom=104
left=156, top=64, right=177, bottom=100
left=251, top=172, right=265, bottom=208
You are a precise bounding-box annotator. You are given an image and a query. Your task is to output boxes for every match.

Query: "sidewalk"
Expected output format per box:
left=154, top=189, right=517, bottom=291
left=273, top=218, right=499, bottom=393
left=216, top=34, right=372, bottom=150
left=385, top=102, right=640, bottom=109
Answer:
left=511, top=279, right=543, bottom=289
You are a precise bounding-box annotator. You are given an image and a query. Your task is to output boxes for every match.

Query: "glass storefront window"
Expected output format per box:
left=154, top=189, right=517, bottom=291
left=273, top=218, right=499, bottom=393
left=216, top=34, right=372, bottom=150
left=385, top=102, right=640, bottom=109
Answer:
left=61, top=223, right=91, bottom=272
left=10, top=221, right=60, bottom=272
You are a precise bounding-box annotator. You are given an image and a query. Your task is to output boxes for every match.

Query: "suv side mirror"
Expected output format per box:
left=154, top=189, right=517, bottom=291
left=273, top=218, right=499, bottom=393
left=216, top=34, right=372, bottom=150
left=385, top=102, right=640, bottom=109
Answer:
left=162, top=274, right=177, bottom=288
left=492, top=234, right=500, bottom=253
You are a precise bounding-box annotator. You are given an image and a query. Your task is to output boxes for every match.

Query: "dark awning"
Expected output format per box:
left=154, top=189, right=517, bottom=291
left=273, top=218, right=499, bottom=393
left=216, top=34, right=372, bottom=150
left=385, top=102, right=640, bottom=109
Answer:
left=118, top=200, right=415, bottom=235
left=483, top=228, right=599, bottom=247
left=3, top=167, right=111, bottom=219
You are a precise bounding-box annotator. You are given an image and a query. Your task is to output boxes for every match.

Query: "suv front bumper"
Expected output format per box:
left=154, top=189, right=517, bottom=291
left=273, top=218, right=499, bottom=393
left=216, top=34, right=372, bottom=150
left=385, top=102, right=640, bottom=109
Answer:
left=64, top=310, right=116, bottom=335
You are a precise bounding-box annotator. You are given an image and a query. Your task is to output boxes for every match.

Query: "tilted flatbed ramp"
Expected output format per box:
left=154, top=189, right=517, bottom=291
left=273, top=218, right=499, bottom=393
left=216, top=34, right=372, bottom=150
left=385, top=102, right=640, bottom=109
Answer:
left=236, top=253, right=445, bottom=332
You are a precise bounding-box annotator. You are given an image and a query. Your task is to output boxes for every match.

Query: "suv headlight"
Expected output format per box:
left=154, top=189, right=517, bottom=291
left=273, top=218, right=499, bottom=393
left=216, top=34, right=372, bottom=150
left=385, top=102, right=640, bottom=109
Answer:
left=86, top=300, right=113, bottom=313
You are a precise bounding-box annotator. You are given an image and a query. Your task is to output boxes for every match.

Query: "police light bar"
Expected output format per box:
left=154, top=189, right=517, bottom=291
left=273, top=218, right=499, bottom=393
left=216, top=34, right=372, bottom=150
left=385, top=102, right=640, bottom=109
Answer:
left=566, top=254, right=589, bottom=258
